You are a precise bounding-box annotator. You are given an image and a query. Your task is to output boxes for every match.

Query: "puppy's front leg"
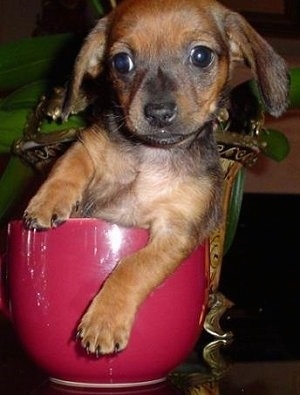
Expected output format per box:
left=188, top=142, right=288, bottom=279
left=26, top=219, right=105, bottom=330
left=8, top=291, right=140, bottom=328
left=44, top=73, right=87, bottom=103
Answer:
left=77, top=227, right=198, bottom=356
left=24, top=142, right=95, bottom=229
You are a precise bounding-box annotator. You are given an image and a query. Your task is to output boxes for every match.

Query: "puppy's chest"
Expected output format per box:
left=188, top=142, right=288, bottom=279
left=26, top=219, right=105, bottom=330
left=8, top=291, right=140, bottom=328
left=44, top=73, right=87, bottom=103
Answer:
left=85, top=161, right=193, bottom=227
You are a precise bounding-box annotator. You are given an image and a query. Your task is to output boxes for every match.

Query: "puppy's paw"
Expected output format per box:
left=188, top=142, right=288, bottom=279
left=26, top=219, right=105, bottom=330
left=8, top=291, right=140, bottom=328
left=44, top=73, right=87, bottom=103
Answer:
left=24, top=191, right=79, bottom=229
left=24, top=209, right=70, bottom=230
left=76, top=299, right=135, bottom=356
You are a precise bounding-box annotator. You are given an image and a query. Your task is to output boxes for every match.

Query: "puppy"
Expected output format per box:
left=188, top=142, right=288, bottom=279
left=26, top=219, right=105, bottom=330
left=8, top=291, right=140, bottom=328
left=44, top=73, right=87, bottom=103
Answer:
left=24, top=0, right=289, bottom=356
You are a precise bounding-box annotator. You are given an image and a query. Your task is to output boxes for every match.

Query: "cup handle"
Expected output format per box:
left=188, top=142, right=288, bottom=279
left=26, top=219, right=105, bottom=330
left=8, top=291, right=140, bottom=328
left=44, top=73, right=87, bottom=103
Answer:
left=0, top=253, right=10, bottom=319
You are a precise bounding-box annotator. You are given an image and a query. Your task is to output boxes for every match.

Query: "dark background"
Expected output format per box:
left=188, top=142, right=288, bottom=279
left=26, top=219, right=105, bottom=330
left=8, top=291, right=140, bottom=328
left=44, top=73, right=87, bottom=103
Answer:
left=218, top=193, right=300, bottom=361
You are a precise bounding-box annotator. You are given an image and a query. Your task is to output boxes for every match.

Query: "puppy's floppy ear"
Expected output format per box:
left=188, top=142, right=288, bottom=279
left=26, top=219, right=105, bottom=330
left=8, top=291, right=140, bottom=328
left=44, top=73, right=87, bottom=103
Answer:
left=62, top=17, right=109, bottom=120
left=224, top=12, right=290, bottom=117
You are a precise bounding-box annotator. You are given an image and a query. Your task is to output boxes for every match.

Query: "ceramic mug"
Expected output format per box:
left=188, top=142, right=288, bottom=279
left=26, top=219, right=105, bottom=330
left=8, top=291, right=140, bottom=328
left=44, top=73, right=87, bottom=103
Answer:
left=0, top=219, right=209, bottom=388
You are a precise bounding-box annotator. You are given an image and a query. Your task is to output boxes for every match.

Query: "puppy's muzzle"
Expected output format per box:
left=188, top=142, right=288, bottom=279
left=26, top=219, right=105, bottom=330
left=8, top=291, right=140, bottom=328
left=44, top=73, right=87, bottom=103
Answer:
left=139, top=100, right=197, bottom=147
left=144, top=101, right=178, bottom=127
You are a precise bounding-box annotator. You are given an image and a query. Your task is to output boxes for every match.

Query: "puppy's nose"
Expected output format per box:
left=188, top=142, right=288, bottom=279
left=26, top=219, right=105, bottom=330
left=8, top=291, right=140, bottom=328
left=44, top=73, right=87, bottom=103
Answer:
left=144, top=102, right=177, bottom=126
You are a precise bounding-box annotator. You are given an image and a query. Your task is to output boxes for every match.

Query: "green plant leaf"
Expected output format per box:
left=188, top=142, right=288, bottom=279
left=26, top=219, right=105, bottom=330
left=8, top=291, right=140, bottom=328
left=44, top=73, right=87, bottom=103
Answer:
left=0, top=80, right=49, bottom=110
left=0, top=156, right=35, bottom=224
left=0, top=109, right=31, bottom=153
left=90, top=0, right=105, bottom=16
left=0, top=34, right=80, bottom=91
left=259, top=128, right=290, bottom=162
left=224, top=168, right=245, bottom=255
left=40, top=114, right=86, bottom=134
left=289, top=67, right=300, bottom=108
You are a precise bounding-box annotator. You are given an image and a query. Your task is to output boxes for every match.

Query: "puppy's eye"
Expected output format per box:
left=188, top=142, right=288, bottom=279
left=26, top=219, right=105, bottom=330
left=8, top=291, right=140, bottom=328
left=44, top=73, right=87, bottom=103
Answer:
left=112, top=52, right=134, bottom=74
left=189, top=46, right=214, bottom=68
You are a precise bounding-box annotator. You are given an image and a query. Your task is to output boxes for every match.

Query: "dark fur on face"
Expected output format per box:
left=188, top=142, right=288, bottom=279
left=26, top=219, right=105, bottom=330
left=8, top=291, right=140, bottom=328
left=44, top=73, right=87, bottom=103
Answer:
left=24, top=0, right=289, bottom=355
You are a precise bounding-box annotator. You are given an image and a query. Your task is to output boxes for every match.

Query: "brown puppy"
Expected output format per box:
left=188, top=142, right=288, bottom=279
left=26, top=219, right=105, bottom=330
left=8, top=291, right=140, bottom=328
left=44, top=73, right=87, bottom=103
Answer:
left=24, top=0, right=289, bottom=356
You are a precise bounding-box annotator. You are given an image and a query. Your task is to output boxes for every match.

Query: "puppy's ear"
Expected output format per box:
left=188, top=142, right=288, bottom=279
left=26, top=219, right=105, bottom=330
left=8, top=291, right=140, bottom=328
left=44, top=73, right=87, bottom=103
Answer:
left=62, top=17, right=109, bottom=120
left=225, top=12, right=290, bottom=117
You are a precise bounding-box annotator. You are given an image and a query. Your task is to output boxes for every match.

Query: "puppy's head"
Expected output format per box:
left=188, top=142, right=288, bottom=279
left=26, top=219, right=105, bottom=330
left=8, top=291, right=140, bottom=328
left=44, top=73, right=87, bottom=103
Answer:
left=63, top=0, right=289, bottom=146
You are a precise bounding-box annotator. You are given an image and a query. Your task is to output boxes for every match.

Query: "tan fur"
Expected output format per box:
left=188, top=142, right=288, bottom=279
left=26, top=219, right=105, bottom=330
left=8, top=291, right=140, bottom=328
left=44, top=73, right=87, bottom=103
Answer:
left=24, top=0, right=289, bottom=355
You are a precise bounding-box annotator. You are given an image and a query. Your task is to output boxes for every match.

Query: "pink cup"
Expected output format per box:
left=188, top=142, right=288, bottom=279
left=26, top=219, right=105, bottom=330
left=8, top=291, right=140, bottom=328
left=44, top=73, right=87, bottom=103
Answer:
left=0, top=219, right=209, bottom=388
